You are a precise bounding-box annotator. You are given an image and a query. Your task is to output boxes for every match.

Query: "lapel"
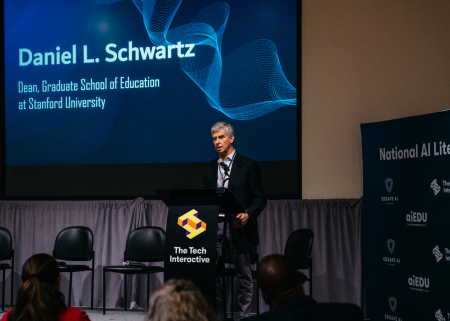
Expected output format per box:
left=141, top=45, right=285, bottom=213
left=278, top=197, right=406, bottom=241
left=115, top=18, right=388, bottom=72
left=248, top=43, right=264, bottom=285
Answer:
left=210, top=159, right=218, bottom=187
left=228, top=152, right=242, bottom=191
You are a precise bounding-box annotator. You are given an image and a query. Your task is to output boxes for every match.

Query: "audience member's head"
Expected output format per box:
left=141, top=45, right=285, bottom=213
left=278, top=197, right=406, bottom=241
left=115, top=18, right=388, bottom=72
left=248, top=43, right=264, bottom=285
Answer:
left=8, top=253, right=66, bottom=321
left=257, top=254, right=306, bottom=309
left=147, top=279, right=218, bottom=321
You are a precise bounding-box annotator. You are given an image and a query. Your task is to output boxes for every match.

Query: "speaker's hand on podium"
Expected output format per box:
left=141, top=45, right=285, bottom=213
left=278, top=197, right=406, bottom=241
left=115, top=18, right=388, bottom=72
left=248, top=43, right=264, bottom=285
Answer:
left=234, top=213, right=249, bottom=228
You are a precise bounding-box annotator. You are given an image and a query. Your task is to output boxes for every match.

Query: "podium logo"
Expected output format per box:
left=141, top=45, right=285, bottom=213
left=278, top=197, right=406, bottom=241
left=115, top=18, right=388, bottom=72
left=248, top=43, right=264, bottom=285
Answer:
left=385, top=178, right=393, bottom=193
left=432, top=245, right=443, bottom=262
left=389, top=297, right=397, bottom=312
left=387, top=239, right=395, bottom=254
left=178, top=209, right=207, bottom=239
left=431, top=179, right=441, bottom=195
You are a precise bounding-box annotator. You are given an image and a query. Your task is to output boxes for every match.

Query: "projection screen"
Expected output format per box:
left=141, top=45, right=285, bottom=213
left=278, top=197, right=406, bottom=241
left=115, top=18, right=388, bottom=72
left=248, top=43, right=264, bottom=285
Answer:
left=3, top=0, right=298, bottom=198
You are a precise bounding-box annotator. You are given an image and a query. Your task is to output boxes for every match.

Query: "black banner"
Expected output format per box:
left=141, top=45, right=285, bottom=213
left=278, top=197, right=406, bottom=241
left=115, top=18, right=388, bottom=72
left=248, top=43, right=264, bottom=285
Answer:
left=164, top=205, right=219, bottom=305
left=361, top=111, right=450, bottom=321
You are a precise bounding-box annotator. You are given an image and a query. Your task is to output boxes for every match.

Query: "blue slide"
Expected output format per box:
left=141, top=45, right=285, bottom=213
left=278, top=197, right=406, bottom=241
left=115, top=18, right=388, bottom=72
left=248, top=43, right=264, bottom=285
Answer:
left=5, top=0, right=297, bottom=166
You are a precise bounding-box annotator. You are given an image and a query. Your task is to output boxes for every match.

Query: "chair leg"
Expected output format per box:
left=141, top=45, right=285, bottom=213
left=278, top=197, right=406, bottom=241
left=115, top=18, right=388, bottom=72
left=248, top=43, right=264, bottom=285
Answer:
left=11, top=252, right=14, bottom=308
left=2, top=269, right=5, bottom=312
left=68, top=271, right=73, bottom=307
left=91, top=252, right=95, bottom=310
left=309, top=259, right=313, bottom=298
left=147, top=273, right=150, bottom=312
left=10, top=270, right=13, bottom=308
left=124, top=274, right=127, bottom=311
left=103, top=269, right=106, bottom=315
left=91, top=267, right=94, bottom=309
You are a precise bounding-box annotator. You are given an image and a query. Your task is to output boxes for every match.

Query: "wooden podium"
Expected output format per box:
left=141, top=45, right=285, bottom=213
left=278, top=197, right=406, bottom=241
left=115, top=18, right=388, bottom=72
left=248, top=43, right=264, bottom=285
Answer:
left=156, top=188, right=244, bottom=311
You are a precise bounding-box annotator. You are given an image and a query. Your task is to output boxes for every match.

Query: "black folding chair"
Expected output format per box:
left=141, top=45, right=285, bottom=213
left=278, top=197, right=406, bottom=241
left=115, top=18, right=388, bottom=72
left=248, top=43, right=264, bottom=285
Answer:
left=53, top=226, right=94, bottom=309
left=0, top=228, right=14, bottom=311
left=102, top=226, right=165, bottom=314
left=224, top=245, right=259, bottom=318
left=284, top=229, right=314, bottom=297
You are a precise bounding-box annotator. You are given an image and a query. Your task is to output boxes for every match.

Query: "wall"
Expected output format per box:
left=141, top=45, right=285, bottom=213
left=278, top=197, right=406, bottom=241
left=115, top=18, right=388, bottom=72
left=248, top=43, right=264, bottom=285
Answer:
left=302, top=0, right=450, bottom=198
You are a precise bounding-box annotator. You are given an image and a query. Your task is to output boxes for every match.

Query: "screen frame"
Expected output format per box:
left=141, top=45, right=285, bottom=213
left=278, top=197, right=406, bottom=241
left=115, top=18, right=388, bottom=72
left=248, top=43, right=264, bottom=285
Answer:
left=0, top=0, right=301, bottom=200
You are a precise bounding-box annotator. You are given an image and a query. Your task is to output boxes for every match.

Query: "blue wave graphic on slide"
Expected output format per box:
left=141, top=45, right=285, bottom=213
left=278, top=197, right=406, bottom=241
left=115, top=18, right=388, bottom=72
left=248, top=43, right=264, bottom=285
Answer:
left=95, top=0, right=296, bottom=120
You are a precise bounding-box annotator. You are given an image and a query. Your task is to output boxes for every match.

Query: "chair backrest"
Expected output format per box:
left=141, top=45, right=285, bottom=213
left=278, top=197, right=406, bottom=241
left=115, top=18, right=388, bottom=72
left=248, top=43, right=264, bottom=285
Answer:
left=284, top=229, right=314, bottom=269
left=224, top=245, right=258, bottom=265
left=125, top=226, right=166, bottom=262
left=0, top=227, right=13, bottom=260
left=53, top=226, right=94, bottom=261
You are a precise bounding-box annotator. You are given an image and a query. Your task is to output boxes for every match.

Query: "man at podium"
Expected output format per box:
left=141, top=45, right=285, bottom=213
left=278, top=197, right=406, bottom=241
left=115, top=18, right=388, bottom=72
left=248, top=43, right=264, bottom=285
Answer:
left=201, top=121, right=267, bottom=320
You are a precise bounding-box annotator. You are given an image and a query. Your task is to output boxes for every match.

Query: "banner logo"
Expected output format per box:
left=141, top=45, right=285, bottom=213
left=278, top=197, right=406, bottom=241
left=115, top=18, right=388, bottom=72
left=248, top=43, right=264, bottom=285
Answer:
left=387, top=239, right=395, bottom=254
left=432, top=245, right=443, bottom=262
left=385, top=178, right=393, bottom=193
left=435, top=309, right=445, bottom=321
left=443, top=180, right=450, bottom=193
left=178, top=209, right=207, bottom=239
left=406, top=211, right=428, bottom=227
left=381, top=178, right=398, bottom=204
left=389, top=297, right=397, bottom=312
left=431, top=179, right=441, bottom=195
left=383, top=239, right=400, bottom=265
left=408, top=275, right=430, bottom=292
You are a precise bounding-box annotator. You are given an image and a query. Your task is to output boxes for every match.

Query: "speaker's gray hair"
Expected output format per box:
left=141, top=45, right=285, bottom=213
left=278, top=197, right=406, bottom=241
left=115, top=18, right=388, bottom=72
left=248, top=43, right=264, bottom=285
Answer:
left=211, top=121, right=235, bottom=137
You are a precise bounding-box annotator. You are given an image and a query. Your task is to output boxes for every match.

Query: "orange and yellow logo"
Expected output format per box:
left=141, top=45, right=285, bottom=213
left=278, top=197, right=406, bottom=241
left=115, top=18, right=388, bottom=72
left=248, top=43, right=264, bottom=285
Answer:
left=178, top=209, right=207, bottom=239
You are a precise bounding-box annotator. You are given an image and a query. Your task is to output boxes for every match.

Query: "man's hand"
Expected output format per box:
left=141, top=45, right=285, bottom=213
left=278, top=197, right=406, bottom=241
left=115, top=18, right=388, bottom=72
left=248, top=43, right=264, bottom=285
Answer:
left=234, top=213, right=249, bottom=228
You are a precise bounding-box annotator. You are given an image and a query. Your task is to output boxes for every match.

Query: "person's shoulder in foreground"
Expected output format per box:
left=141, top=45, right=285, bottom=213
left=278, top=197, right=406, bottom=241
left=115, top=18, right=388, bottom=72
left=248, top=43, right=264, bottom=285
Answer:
left=2, top=307, right=90, bottom=321
left=2, top=309, right=12, bottom=321
left=246, top=300, right=363, bottom=321
left=60, top=307, right=91, bottom=321
left=308, top=302, right=364, bottom=321
left=244, top=254, right=363, bottom=321
left=244, top=295, right=316, bottom=321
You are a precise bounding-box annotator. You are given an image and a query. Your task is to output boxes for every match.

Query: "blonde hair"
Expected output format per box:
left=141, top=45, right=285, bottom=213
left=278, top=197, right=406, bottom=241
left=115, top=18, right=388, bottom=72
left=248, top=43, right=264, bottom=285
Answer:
left=147, top=279, right=218, bottom=321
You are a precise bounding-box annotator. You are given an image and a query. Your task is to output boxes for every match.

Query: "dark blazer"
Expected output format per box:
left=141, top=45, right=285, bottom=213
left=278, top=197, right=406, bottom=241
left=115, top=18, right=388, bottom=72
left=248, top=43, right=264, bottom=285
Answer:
left=245, top=296, right=364, bottom=321
left=201, top=152, right=267, bottom=247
